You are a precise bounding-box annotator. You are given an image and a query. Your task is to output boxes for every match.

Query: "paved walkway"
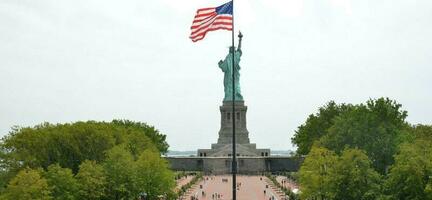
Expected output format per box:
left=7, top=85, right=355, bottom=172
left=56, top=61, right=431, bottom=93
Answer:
left=276, top=176, right=299, bottom=194
left=176, top=175, right=195, bottom=191
left=182, top=175, right=286, bottom=200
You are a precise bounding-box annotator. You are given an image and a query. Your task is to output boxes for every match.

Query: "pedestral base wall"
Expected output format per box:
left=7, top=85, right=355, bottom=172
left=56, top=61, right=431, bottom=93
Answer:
left=197, top=100, right=271, bottom=157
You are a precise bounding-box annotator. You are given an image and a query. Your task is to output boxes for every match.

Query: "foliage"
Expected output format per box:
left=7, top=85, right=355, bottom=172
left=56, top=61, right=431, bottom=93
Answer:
left=320, top=98, right=408, bottom=173
left=277, top=171, right=298, bottom=182
left=76, top=160, right=107, bottom=200
left=99, top=148, right=176, bottom=200
left=135, top=150, right=176, bottom=199
left=292, top=97, right=408, bottom=174
left=103, top=146, right=138, bottom=200
left=175, top=171, right=188, bottom=180
left=295, top=99, right=432, bottom=200
left=291, top=101, right=352, bottom=155
left=0, top=120, right=176, bottom=199
left=329, top=148, right=382, bottom=200
left=112, top=120, right=169, bottom=154
left=0, top=168, right=52, bottom=200
left=177, top=172, right=203, bottom=198
left=299, top=146, right=337, bottom=200
left=299, top=146, right=382, bottom=200
left=383, top=125, right=432, bottom=200
left=411, top=124, right=432, bottom=141
left=0, top=120, right=163, bottom=174
left=44, top=164, right=79, bottom=200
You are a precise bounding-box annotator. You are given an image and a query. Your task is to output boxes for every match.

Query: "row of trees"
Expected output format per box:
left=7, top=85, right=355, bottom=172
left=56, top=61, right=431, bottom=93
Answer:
left=292, top=98, right=432, bottom=200
left=0, top=120, right=175, bottom=199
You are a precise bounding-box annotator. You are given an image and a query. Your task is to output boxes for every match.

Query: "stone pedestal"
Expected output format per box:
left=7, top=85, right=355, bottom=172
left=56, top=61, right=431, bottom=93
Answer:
left=216, top=101, right=250, bottom=144
left=198, top=101, right=270, bottom=157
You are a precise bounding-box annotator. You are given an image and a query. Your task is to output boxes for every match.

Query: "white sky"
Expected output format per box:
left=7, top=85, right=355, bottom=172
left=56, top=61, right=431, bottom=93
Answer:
left=0, top=0, right=431, bottom=151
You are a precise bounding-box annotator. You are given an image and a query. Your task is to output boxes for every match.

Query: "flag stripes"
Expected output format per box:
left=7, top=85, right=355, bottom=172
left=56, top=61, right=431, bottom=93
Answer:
left=189, top=1, right=233, bottom=42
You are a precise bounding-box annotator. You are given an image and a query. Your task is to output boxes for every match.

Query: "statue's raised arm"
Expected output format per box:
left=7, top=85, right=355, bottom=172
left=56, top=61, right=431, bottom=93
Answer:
left=237, top=31, right=243, bottom=52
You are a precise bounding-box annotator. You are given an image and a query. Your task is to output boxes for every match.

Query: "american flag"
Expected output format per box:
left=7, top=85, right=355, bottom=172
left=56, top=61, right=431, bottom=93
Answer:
left=189, top=1, right=233, bottom=42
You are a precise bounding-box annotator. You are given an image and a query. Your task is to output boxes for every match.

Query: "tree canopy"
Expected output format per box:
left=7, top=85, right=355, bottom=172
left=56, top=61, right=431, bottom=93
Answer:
left=0, top=120, right=175, bottom=199
left=103, top=146, right=138, bottom=200
left=0, top=168, right=52, bottom=200
left=291, top=101, right=351, bottom=155
left=298, top=146, right=337, bottom=200
left=292, top=97, right=409, bottom=173
left=299, top=147, right=382, bottom=200
left=135, top=150, right=176, bottom=199
left=44, top=164, right=79, bottom=200
left=383, top=125, right=432, bottom=200
left=295, top=98, right=432, bottom=200
left=75, top=160, right=107, bottom=200
left=0, top=120, right=165, bottom=174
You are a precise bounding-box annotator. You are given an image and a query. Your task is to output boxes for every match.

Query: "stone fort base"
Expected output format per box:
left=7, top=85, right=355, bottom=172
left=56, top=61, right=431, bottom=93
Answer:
left=165, top=156, right=303, bottom=174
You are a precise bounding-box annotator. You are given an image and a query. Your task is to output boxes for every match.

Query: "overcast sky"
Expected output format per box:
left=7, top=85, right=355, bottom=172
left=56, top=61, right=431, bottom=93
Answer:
left=0, top=0, right=431, bottom=151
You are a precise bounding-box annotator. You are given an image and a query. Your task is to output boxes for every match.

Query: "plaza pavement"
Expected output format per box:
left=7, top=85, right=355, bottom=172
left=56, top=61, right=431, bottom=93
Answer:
left=181, top=175, right=287, bottom=200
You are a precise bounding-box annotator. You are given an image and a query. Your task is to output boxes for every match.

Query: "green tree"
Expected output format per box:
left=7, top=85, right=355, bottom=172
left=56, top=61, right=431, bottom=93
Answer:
left=0, top=120, right=174, bottom=197
left=103, top=146, right=138, bottom=200
left=135, top=150, right=176, bottom=199
left=299, top=147, right=383, bottom=200
left=299, top=146, right=337, bottom=200
left=329, top=148, right=382, bottom=200
left=76, top=160, right=106, bottom=200
left=384, top=125, right=432, bottom=200
left=0, top=120, right=162, bottom=175
left=320, top=98, right=408, bottom=173
left=112, top=120, right=169, bottom=154
left=411, top=124, right=432, bottom=141
left=426, top=181, right=432, bottom=200
left=1, top=168, right=52, bottom=200
left=124, top=129, right=158, bottom=159
left=291, top=101, right=352, bottom=155
left=44, top=164, right=79, bottom=200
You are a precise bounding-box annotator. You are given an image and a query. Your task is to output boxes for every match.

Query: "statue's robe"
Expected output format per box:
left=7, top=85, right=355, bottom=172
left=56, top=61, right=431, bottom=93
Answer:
left=219, top=49, right=243, bottom=101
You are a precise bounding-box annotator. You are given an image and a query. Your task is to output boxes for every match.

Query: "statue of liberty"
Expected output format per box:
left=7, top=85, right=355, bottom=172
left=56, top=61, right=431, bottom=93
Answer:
left=218, top=31, right=243, bottom=102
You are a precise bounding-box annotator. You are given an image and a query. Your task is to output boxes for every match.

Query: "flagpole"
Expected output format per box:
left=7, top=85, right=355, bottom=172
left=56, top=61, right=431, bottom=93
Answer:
left=231, top=0, right=237, bottom=199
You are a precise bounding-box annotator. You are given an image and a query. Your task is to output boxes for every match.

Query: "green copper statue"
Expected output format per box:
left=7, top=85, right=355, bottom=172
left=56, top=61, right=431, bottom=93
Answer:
left=219, top=31, right=244, bottom=102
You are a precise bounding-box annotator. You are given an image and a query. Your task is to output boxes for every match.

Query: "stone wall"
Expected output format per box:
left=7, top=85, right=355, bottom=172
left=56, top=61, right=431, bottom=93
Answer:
left=266, top=157, right=303, bottom=172
left=165, top=156, right=303, bottom=173
left=165, top=157, right=203, bottom=171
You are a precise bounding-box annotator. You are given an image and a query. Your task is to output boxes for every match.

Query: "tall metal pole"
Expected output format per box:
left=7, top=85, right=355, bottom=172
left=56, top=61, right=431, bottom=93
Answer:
left=231, top=0, right=237, bottom=199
